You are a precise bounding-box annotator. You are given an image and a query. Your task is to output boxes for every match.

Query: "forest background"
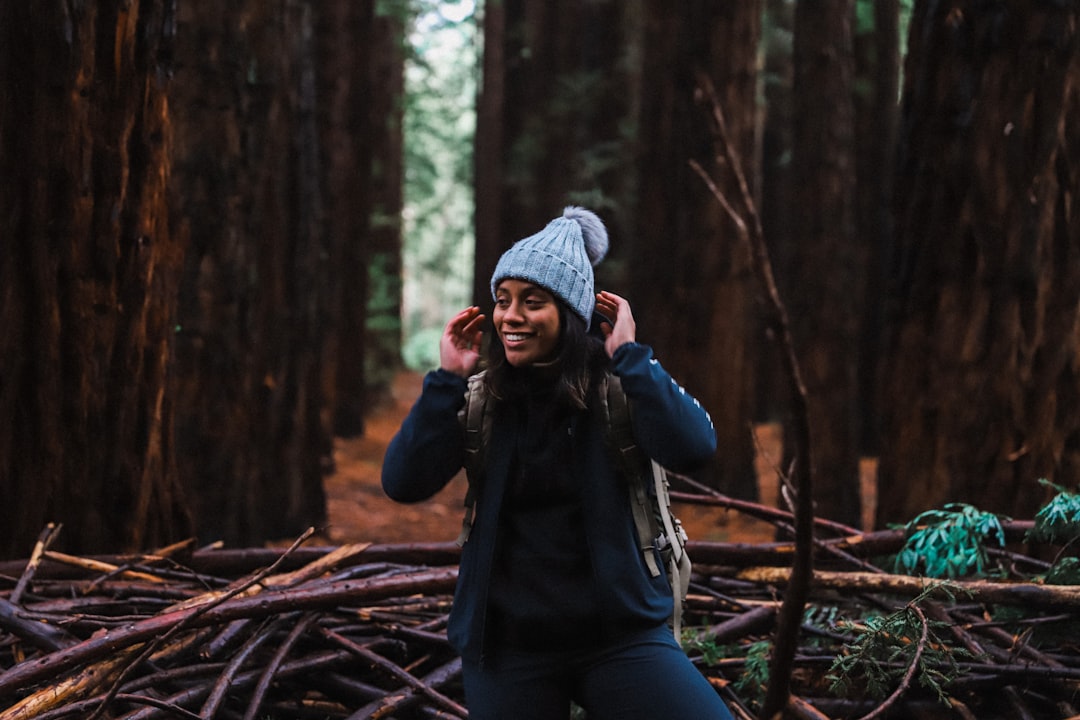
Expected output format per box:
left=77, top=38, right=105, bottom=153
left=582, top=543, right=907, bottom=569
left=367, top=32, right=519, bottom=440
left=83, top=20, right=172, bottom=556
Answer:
left=1, top=0, right=1079, bottom=560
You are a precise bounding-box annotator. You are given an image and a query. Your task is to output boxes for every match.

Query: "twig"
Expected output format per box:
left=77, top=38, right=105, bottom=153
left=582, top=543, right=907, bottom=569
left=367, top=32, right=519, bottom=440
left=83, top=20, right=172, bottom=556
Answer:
left=199, top=616, right=284, bottom=718
left=348, top=657, right=463, bottom=720
left=87, top=527, right=316, bottom=720
left=10, top=524, right=63, bottom=606
left=692, top=70, right=815, bottom=720
left=241, top=613, right=317, bottom=720
left=319, top=626, right=469, bottom=718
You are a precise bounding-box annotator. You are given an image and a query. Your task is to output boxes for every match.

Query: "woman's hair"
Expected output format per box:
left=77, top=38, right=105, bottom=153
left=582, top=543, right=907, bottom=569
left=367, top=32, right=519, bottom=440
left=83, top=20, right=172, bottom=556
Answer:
left=483, top=300, right=608, bottom=409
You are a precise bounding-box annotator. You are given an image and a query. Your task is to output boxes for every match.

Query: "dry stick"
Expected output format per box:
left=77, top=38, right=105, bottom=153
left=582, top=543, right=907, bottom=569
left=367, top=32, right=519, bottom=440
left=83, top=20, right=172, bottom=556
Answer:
left=785, top=695, right=831, bottom=720
left=10, top=524, right=63, bottom=605
left=0, top=566, right=458, bottom=699
left=737, top=566, right=1080, bottom=609
left=41, top=551, right=166, bottom=585
left=0, top=597, right=78, bottom=652
left=856, top=604, right=929, bottom=720
left=319, top=626, right=469, bottom=718
left=349, top=657, right=463, bottom=720
left=691, top=71, right=815, bottom=720
left=199, top=616, right=285, bottom=718
left=241, top=614, right=318, bottom=720
left=29, top=693, right=205, bottom=720
left=118, top=650, right=357, bottom=720
left=85, top=527, right=316, bottom=720
left=0, top=647, right=141, bottom=720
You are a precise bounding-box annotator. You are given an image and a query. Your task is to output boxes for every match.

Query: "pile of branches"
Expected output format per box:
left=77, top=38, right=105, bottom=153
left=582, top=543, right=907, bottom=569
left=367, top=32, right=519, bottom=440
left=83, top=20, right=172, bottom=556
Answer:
left=3, top=493, right=1080, bottom=720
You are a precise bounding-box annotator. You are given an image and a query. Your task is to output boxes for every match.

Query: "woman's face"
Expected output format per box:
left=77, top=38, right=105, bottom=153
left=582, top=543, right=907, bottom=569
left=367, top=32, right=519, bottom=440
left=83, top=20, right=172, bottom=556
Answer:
left=493, top=279, right=561, bottom=367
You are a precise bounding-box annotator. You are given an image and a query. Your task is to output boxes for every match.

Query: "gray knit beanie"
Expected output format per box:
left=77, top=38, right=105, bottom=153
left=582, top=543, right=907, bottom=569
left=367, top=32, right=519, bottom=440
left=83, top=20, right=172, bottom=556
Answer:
left=490, top=206, right=609, bottom=328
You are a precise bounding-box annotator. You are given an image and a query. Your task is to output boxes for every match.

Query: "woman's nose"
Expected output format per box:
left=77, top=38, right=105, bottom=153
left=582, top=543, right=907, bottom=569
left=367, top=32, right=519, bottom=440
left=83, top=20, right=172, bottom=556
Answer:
left=503, top=300, right=524, bottom=322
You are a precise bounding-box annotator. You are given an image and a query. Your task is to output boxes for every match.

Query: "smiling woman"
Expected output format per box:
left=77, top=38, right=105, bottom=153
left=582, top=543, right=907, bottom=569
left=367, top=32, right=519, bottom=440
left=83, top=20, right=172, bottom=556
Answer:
left=381, top=207, right=734, bottom=720
left=493, top=281, right=561, bottom=366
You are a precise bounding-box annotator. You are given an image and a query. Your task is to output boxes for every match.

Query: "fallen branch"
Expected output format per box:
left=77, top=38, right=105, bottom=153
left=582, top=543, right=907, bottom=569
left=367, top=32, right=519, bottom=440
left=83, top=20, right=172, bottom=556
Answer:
left=736, top=566, right=1080, bottom=609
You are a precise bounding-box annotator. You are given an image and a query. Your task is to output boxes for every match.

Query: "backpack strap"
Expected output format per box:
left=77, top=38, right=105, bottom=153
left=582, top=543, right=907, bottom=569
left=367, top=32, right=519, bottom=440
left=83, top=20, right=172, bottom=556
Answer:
left=601, top=374, right=692, bottom=636
left=597, top=375, right=663, bottom=579
left=456, top=372, right=489, bottom=547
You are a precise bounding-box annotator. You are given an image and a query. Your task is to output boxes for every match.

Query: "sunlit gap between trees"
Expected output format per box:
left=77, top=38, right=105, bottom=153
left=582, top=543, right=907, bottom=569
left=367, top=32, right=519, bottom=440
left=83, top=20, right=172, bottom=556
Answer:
left=401, top=0, right=478, bottom=370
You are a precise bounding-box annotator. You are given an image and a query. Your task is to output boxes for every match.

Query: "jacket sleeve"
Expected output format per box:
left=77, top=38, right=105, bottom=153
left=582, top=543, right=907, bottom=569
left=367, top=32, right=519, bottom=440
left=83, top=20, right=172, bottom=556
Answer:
left=381, top=369, right=468, bottom=503
left=611, top=342, right=717, bottom=472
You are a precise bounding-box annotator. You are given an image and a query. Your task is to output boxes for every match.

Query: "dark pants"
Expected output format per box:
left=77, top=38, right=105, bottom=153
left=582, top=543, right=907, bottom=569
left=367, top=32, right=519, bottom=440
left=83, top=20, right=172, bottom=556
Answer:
left=462, top=625, right=735, bottom=720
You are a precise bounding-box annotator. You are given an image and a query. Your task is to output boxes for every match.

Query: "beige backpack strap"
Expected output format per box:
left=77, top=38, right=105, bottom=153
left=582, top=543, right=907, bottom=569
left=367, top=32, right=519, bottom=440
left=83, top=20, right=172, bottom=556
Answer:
left=456, top=372, right=489, bottom=547
left=653, top=459, right=692, bottom=636
left=599, top=374, right=663, bottom=579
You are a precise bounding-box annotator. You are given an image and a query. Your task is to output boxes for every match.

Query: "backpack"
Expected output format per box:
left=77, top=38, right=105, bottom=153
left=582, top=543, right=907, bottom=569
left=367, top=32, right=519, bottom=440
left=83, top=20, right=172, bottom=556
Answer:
left=455, top=371, right=693, bottom=637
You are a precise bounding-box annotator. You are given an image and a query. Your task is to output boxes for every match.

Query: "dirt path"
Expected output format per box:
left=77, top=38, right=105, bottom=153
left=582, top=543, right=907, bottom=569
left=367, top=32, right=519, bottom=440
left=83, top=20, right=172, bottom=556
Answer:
left=321, top=371, right=817, bottom=546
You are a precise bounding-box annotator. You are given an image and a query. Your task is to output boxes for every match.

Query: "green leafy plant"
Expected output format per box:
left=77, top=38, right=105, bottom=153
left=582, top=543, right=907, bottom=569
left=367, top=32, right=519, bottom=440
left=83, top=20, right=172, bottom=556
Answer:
left=1027, top=478, right=1080, bottom=546
left=827, top=586, right=969, bottom=706
left=894, top=503, right=1006, bottom=578
left=733, top=639, right=772, bottom=710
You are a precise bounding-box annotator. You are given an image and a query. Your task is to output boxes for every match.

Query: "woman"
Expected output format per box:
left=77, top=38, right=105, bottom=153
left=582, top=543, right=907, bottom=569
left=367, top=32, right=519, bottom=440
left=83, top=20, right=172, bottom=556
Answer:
left=382, top=207, right=734, bottom=720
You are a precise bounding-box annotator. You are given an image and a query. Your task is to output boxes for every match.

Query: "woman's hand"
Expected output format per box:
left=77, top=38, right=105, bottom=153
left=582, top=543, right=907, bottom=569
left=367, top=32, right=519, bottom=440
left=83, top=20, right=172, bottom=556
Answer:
left=595, top=291, right=636, bottom=358
left=440, top=306, right=485, bottom=377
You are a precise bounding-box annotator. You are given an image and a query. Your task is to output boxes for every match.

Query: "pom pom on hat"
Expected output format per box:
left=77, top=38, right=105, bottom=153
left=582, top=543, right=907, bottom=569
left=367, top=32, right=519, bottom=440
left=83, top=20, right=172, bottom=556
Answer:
left=490, top=206, right=610, bottom=328
left=562, top=206, right=608, bottom=267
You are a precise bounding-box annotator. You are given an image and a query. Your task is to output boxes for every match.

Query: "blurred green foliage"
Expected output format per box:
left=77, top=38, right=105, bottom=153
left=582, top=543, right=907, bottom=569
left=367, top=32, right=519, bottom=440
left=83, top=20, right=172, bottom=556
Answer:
left=401, top=0, right=477, bottom=371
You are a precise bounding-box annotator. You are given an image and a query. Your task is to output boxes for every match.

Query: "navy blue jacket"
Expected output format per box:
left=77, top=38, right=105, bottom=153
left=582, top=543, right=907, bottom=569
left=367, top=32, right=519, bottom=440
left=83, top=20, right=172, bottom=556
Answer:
left=381, top=342, right=716, bottom=663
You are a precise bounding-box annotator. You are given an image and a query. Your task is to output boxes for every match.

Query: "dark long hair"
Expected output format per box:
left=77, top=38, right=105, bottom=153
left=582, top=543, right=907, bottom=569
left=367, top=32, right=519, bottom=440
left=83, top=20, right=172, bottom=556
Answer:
left=483, top=300, right=608, bottom=409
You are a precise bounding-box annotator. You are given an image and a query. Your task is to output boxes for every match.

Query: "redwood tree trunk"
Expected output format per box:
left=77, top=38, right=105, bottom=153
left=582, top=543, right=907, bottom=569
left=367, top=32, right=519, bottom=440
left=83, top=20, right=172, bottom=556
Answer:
left=633, top=1, right=761, bottom=496
left=170, top=0, right=330, bottom=546
left=473, top=0, right=637, bottom=304
left=0, top=1, right=192, bottom=557
left=878, top=1, right=1080, bottom=525
left=786, top=0, right=861, bottom=526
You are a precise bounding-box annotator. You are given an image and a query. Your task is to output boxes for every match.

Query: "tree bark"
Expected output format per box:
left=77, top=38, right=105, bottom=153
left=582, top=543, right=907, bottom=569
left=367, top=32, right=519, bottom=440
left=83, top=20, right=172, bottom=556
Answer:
left=634, top=2, right=762, bottom=497
left=0, top=1, right=192, bottom=557
left=786, top=0, right=861, bottom=527
left=879, top=1, right=1080, bottom=525
left=170, top=0, right=331, bottom=546
left=855, top=0, right=901, bottom=457
left=473, top=0, right=639, bottom=305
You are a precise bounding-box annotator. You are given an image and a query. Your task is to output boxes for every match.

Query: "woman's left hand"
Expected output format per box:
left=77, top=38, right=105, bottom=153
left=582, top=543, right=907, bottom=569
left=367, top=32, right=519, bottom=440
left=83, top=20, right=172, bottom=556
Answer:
left=595, top=291, right=636, bottom=358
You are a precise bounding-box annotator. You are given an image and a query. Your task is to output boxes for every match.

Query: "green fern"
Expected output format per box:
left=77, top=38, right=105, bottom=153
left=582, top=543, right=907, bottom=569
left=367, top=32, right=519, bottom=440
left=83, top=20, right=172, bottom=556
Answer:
left=1028, top=478, right=1080, bottom=546
left=894, top=503, right=1006, bottom=578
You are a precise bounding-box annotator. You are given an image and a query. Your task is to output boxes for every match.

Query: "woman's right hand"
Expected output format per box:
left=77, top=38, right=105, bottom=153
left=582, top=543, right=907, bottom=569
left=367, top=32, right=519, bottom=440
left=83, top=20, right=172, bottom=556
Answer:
left=440, top=306, right=485, bottom=378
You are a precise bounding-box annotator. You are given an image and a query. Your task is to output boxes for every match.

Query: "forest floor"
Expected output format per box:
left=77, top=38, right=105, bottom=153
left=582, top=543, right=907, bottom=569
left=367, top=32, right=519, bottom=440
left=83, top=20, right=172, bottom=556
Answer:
left=318, top=371, right=878, bottom=547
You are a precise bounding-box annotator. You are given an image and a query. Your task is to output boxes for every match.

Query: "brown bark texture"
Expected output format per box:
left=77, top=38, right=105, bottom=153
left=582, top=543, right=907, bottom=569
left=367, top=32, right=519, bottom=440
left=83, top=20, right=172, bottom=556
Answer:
left=787, top=0, right=862, bottom=528
left=0, top=1, right=192, bottom=556
left=634, top=2, right=762, bottom=498
left=169, top=0, right=333, bottom=546
left=879, top=2, right=1080, bottom=525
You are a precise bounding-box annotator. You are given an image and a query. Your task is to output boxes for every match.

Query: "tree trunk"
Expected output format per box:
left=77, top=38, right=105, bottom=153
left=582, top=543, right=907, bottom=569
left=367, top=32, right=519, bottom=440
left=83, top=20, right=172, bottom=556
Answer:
left=473, top=0, right=638, bottom=306
left=319, top=2, right=375, bottom=439
left=170, top=0, right=330, bottom=546
left=786, top=0, right=862, bottom=526
left=361, top=7, right=406, bottom=409
left=878, top=1, right=1080, bottom=525
left=854, top=0, right=901, bottom=458
left=0, top=1, right=192, bottom=557
left=634, top=2, right=761, bottom=497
